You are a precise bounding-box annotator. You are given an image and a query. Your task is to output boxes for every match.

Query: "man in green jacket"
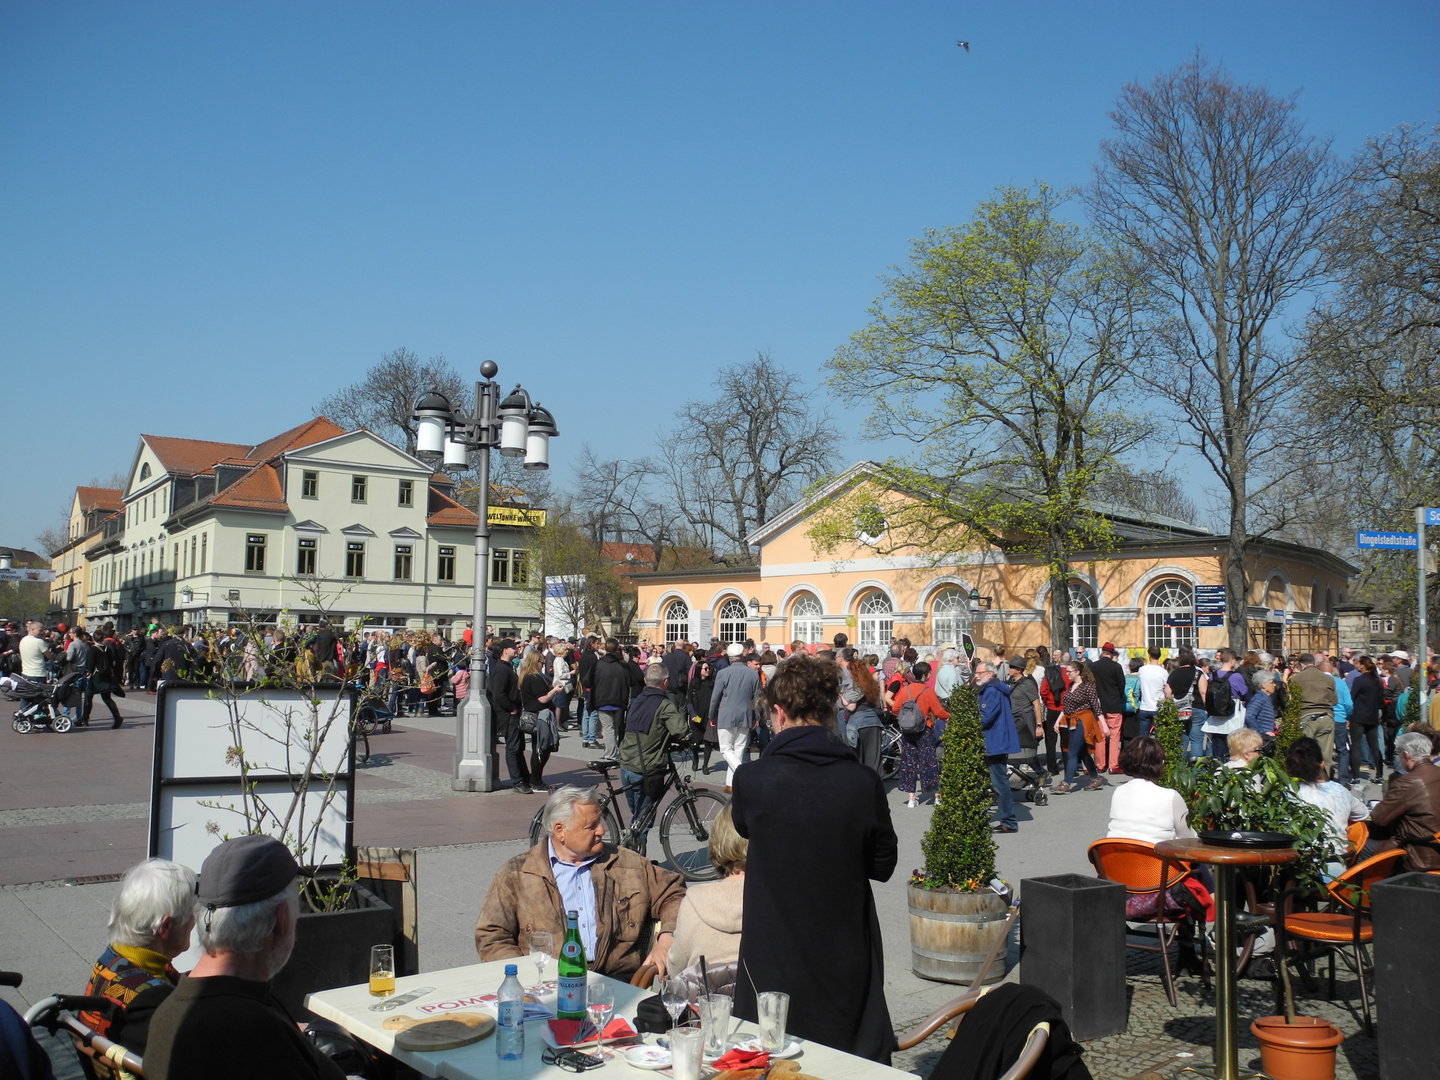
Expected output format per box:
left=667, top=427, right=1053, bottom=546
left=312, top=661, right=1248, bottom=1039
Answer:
left=619, top=664, right=690, bottom=821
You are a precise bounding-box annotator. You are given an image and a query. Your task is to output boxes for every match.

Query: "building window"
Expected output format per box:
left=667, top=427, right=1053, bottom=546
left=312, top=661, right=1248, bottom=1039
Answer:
left=857, top=591, right=893, bottom=649
left=492, top=549, right=510, bottom=585
left=930, top=588, right=973, bottom=646
left=718, top=597, right=748, bottom=644
left=512, top=550, right=528, bottom=587
left=351, top=475, right=367, bottom=503
left=790, top=593, right=824, bottom=644
left=437, top=545, right=456, bottom=582
left=398, top=479, right=414, bottom=507
left=1370, top=618, right=1380, bottom=633
left=172, top=542, right=179, bottom=578
left=1145, top=580, right=1194, bottom=651
left=189, top=536, right=197, bottom=576
left=245, top=534, right=266, bottom=574
left=345, top=542, right=365, bottom=578
left=302, top=470, right=319, bottom=499
left=1068, top=583, right=1098, bottom=650
left=664, top=599, right=690, bottom=644
left=394, top=544, right=413, bottom=581
left=200, top=532, right=207, bottom=573
left=296, top=538, right=317, bottom=575
left=1384, top=619, right=1396, bottom=634
left=139, top=463, right=151, bottom=481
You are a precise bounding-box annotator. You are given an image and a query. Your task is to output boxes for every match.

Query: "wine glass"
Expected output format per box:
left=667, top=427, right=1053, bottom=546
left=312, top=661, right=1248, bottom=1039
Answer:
left=661, top=977, right=687, bottom=1028
left=586, top=982, right=614, bottom=1039
left=527, top=931, right=553, bottom=991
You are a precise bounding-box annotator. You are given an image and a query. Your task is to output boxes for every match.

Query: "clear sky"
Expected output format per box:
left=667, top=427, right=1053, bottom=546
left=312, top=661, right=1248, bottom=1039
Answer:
left=2, top=1, right=1436, bottom=548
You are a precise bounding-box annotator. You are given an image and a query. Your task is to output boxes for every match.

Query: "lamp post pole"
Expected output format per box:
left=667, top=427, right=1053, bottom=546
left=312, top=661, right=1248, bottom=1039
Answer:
left=413, top=361, right=557, bottom=793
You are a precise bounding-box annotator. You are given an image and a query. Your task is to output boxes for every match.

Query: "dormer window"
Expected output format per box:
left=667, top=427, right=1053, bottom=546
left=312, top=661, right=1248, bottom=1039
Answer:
left=139, top=463, right=151, bottom=481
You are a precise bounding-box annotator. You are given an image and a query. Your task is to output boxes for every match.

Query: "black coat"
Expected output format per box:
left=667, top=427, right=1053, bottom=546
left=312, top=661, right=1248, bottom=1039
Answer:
left=730, top=724, right=898, bottom=1063
left=590, top=652, right=641, bottom=710
left=1351, top=672, right=1383, bottom=727
left=1091, top=657, right=1127, bottom=715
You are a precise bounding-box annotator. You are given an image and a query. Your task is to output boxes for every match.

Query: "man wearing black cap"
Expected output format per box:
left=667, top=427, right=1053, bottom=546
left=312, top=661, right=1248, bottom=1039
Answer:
left=146, top=835, right=345, bottom=1080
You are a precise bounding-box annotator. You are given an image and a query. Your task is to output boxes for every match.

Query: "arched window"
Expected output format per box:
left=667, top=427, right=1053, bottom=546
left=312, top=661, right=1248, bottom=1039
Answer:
left=139, top=462, right=151, bottom=481
left=1324, top=587, right=1334, bottom=616
left=857, top=592, right=893, bottom=649
left=718, top=597, right=748, bottom=644
left=1068, top=583, right=1097, bottom=651
left=931, top=588, right=972, bottom=646
left=1145, top=580, right=1194, bottom=651
left=790, top=593, right=824, bottom=644
left=1265, top=576, right=1287, bottom=610
left=663, top=598, right=689, bottom=644
left=1309, top=578, right=1321, bottom=614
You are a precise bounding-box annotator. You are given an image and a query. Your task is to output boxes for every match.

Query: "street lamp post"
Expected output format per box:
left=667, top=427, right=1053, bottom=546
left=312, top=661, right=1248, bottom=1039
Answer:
left=412, top=360, right=557, bottom=792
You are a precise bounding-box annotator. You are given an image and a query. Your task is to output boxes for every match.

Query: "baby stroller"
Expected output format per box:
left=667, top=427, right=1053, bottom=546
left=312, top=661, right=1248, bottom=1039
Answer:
left=1005, top=747, right=1049, bottom=805
left=5, top=673, right=83, bottom=734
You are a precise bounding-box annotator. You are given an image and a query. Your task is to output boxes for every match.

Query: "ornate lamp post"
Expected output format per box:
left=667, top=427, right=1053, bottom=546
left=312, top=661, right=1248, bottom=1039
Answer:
left=412, top=360, right=558, bottom=792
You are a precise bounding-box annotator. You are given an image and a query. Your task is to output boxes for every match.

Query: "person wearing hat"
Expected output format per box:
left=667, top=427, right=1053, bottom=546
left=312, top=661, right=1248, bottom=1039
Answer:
left=708, top=641, right=760, bottom=790
left=145, top=835, right=345, bottom=1080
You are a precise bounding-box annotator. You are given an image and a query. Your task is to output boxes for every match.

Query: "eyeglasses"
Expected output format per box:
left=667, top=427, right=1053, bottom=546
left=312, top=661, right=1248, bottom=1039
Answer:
left=542, top=1047, right=606, bottom=1072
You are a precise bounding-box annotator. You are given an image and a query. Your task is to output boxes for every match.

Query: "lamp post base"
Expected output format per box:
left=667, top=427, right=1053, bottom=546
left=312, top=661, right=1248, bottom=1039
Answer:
left=453, top=695, right=499, bottom=792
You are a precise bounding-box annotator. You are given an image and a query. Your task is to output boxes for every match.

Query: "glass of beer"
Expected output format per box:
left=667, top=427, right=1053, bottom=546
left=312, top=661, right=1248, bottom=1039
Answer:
left=369, top=944, right=395, bottom=996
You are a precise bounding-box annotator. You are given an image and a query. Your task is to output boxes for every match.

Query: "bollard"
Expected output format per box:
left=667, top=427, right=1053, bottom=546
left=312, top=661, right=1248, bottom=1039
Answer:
left=1372, top=871, right=1440, bottom=1079
left=1019, top=873, right=1127, bottom=1040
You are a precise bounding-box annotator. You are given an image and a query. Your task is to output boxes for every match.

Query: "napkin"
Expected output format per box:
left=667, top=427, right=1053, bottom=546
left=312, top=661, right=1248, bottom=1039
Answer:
left=546, top=1017, right=637, bottom=1046
left=712, top=1047, right=770, bottom=1071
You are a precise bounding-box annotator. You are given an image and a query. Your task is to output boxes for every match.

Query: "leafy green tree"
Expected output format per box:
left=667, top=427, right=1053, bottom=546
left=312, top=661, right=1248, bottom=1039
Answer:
left=826, top=184, right=1151, bottom=649
left=917, top=684, right=995, bottom=892
left=1275, top=680, right=1304, bottom=758
left=1153, top=697, right=1185, bottom=787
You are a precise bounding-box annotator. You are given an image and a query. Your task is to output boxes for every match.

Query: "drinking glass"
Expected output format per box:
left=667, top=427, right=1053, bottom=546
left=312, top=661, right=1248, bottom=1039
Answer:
left=756, top=991, right=790, bottom=1053
left=661, top=977, right=688, bottom=1027
left=585, top=982, right=614, bottom=1038
left=368, top=944, right=395, bottom=997
left=528, top=930, right=553, bottom=990
left=669, top=1026, right=704, bottom=1080
left=697, top=993, right=732, bottom=1057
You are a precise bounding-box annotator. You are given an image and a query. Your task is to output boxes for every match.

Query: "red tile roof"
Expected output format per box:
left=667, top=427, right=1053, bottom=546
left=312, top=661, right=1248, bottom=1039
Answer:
left=249, top=416, right=345, bottom=461
left=75, top=486, right=123, bottom=512
left=141, top=435, right=251, bottom=476
left=427, top=485, right=478, bottom=527
left=211, top=464, right=287, bottom=511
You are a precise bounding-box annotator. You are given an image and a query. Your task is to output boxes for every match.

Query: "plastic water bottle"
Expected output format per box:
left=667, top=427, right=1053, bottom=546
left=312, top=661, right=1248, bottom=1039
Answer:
left=496, top=963, right=525, bottom=1060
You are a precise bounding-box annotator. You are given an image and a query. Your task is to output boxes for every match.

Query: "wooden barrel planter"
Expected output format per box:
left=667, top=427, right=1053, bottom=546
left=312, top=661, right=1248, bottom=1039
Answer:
left=908, top=883, right=1010, bottom=984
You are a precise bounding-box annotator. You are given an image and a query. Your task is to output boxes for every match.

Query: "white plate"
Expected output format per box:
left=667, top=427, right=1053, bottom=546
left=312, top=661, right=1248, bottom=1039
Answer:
left=729, top=1038, right=803, bottom=1059
left=623, top=1046, right=672, bottom=1070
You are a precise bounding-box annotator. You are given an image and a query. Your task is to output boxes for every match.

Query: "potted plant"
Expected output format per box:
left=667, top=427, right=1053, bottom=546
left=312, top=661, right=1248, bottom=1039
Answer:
left=1274, top=675, right=1303, bottom=758
left=907, top=683, right=1010, bottom=984
left=191, top=581, right=394, bottom=1015
left=1153, top=696, right=1184, bottom=786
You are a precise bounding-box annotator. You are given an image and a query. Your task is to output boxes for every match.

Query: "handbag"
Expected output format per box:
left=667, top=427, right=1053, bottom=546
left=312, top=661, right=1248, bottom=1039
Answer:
left=418, top=671, right=436, bottom=696
left=519, top=709, right=539, bottom=735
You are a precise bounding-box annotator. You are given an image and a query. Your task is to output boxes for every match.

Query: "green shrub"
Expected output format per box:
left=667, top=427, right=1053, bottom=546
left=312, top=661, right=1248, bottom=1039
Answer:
left=1154, top=697, right=1185, bottom=787
left=1274, top=680, right=1302, bottom=758
left=914, top=684, right=996, bottom=892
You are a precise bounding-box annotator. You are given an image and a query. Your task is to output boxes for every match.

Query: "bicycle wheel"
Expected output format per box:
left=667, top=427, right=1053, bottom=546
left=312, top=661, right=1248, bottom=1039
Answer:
left=351, top=725, right=370, bottom=765
left=660, top=790, right=728, bottom=882
left=357, top=706, right=380, bottom=737
left=879, top=731, right=901, bottom=780
left=529, top=795, right=623, bottom=848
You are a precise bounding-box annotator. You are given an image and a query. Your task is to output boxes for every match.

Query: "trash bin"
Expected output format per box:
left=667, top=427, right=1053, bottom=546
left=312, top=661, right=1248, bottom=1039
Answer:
left=1372, top=871, right=1440, bottom=1080
left=1019, top=873, right=1127, bottom=1041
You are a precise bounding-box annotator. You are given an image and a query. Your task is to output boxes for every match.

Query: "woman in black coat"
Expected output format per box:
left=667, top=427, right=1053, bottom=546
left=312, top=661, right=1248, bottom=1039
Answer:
left=1349, top=656, right=1386, bottom=781
left=730, top=653, right=898, bottom=1064
left=685, top=657, right=717, bottom=773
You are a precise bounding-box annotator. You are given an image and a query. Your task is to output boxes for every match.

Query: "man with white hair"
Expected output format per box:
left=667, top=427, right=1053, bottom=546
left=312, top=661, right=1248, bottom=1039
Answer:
left=709, top=641, right=760, bottom=790
left=79, top=858, right=196, bottom=1061
left=1365, top=730, right=1440, bottom=871
left=146, top=835, right=345, bottom=1080
left=475, top=786, right=686, bottom=980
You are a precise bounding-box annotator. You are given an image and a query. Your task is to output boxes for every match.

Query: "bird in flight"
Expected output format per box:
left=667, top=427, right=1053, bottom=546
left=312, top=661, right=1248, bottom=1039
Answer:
left=956, top=40, right=970, bottom=52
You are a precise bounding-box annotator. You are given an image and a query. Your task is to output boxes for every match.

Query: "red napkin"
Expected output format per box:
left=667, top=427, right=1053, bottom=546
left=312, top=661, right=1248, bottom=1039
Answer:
left=546, top=1017, right=637, bottom=1045
left=712, top=1048, right=770, bottom=1071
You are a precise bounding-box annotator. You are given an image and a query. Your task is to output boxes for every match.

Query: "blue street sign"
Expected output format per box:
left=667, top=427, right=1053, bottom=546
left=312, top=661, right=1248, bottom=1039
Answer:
left=1356, top=531, right=1419, bottom=550
left=1425, top=508, right=1440, bottom=526
left=1195, top=614, right=1225, bottom=628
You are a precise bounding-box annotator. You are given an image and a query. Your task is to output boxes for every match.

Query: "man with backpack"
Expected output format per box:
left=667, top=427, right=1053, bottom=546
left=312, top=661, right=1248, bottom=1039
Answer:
left=1201, top=649, right=1248, bottom=758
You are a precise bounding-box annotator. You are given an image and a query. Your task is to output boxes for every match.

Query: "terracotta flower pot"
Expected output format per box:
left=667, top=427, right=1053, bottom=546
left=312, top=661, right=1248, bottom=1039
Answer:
left=1250, top=1015, right=1344, bottom=1080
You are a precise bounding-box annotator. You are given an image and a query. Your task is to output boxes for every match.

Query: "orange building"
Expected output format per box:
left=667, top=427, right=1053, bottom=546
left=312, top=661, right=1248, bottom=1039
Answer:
left=630, top=464, right=1355, bottom=657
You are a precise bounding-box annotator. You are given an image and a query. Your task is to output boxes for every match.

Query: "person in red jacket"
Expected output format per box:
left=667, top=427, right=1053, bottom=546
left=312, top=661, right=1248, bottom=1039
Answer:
left=886, top=661, right=950, bottom=808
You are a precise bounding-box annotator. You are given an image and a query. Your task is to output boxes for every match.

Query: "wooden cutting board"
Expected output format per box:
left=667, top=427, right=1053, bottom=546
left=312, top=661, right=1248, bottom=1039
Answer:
left=390, top=1012, right=496, bottom=1051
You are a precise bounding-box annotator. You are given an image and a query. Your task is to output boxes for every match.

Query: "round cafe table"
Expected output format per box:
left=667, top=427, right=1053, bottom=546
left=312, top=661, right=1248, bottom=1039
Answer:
left=1154, top=838, right=1297, bottom=1080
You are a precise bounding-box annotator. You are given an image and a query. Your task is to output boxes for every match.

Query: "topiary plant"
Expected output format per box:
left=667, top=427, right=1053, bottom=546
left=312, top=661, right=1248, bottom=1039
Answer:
left=914, top=684, right=996, bottom=892
left=1153, top=696, right=1185, bottom=787
left=1274, top=676, right=1303, bottom=758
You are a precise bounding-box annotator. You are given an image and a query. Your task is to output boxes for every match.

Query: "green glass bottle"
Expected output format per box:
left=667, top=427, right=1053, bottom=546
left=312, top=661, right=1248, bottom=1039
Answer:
left=556, top=910, right=587, bottom=1021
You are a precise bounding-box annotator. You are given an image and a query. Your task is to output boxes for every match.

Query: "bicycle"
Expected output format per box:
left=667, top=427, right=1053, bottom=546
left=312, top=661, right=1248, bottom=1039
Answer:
left=528, top=744, right=728, bottom=882
left=349, top=680, right=396, bottom=766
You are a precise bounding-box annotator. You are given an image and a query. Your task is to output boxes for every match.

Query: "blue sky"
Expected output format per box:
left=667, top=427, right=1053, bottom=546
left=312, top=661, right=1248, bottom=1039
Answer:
left=2, top=1, right=1436, bottom=547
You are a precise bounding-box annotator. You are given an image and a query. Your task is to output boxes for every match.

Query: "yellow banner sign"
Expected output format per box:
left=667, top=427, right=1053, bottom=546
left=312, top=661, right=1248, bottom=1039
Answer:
left=487, top=506, right=546, bottom=527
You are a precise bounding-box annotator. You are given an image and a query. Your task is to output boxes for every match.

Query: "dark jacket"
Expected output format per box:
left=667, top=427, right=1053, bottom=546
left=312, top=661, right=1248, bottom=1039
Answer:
left=1351, top=673, right=1383, bottom=727
left=661, top=647, right=691, bottom=696
left=932, top=982, right=1092, bottom=1080
left=1091, top=656, right=1128, bottom=714
left=311, top=626, right=338, bottom=668
left=490, top=658, right=521, bottom=716
left=591, top=652, right=641, bottom=711
left=618, top=687, right=689, bottom=776
left=1009, top=675, right=1041, bottom=750
left=577, top=645, right=598, bottom=691
left=1369, top=758, right=1440, bottom=871
left=731, top=724, right=898, bottom=1063
left=978, top=678, right=1021, bottom=757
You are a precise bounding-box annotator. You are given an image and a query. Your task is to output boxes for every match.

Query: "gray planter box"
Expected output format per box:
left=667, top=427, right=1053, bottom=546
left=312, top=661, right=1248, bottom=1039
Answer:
left=1020, top=873, right=1127, bottom=1041
left=273, top=880, right=394, bottom=1019
left=1373, top=871, right=1440, bottom=1079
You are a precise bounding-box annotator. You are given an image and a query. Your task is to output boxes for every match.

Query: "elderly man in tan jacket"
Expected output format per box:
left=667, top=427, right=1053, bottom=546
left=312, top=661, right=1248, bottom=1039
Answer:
left=475, top=786, right=686, bottom=979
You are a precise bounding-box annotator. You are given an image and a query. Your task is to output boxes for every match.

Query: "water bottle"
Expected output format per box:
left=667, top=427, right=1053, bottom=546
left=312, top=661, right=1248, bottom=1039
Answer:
left=496, top=963, right=525, bottom=1060
left=556, top=909, right=588, bottom=1021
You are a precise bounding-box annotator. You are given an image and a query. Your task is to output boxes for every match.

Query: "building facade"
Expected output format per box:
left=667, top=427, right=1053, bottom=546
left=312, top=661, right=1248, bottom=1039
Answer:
left=76, top=418, right=543, bottom=634
left=632, top=463, right=1356, bottom=657
left=47, top=487, right=123, bottom=625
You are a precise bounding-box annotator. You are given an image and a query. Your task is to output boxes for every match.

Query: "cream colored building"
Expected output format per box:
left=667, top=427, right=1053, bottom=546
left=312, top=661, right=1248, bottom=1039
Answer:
left=47, top=486, right=123, bottom=626
left=632, top=463, right=1356, bottom=657
left=80, top=418, right=543, bottom=634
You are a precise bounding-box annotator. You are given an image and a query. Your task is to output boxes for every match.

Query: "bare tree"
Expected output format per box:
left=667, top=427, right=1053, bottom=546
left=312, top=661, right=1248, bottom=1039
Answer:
left=1090, top=468, right=1202, bottom=527
left=315, top=346, right=469, bottom=454
left=660, top=353, right=837, bottom=560
left=1089, top=55, right=1346, bottom=651
left=570, top=448, right=686, bottom=570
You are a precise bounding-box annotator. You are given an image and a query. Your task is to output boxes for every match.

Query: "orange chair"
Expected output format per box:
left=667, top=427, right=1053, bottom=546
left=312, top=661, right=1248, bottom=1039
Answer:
left=1344, top=821, right=1369, bottom=867
left=1088, top=839, right=1198, bottom=1006
left=1274, top=847, right=1404, bottom=1036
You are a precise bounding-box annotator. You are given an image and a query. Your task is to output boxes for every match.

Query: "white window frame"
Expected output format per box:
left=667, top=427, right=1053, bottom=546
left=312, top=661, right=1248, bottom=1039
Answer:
left=718, top=598, right=748, bottom=644
left=664, top=599, right=690, bottom=644
left=1068, top=583, right=1098, bottom=651
left=930, top=588, right=972, bottom=647
left=857, top=592, right=893, bottom=650
left=790, top=593, right=824, bottom=644
left=1144, top=580, right=1195, bottom=651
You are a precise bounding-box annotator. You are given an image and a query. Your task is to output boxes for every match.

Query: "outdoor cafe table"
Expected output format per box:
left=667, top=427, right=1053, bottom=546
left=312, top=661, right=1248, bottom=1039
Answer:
left=307, top=959, right=919, bottom=1080
left=1154, top=838, right=1298, bottom=1080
